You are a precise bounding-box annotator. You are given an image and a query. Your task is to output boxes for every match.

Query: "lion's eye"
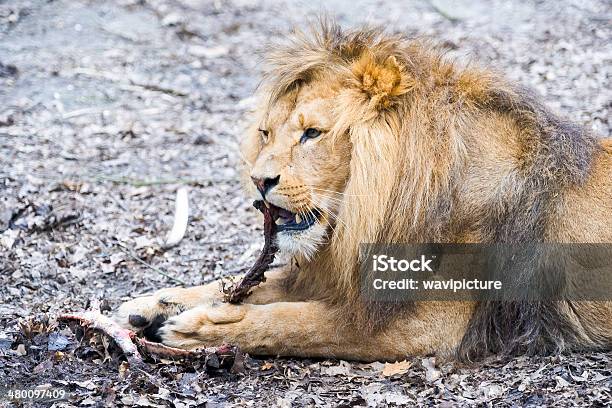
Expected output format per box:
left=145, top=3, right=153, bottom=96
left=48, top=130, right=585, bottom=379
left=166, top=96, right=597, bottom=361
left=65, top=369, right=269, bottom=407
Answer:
left=300, top=128, right=322, bottom=144
left=258, top=128, right=269, bottom=143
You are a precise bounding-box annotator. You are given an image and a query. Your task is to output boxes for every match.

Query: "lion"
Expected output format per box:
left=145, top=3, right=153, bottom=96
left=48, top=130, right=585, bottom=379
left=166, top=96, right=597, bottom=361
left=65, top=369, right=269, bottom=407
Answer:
left=116, top=21, right=612, bottom=362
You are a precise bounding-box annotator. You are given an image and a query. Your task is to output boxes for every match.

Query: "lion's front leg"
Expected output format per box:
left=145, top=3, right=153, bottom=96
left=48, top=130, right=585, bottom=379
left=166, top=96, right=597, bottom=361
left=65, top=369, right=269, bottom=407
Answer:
left=156, top=301, right=399, bottom=360
left=158, top=301, right=474, bottom=361
left=115, top=268, right=290, bottom=336
left=157, top=301, right=358, bottom=357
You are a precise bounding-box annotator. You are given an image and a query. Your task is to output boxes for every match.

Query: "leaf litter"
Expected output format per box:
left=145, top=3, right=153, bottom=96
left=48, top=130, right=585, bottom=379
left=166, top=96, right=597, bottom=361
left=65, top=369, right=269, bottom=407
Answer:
left=1, top=0, right=610, bottom=406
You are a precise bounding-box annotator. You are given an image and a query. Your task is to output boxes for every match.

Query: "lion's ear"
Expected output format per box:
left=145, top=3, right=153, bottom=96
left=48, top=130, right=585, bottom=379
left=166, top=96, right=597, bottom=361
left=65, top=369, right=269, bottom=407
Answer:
left=351, top=52, right=411, bottom=109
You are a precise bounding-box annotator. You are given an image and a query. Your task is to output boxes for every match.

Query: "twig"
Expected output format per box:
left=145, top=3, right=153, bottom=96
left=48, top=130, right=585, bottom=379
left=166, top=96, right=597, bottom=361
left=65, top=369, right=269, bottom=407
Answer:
left=16, top=174, right=233, bottom=188
left=62, top=107, right=108, bottom=119
left=135, top=83, right=188, bottom=97
left=99, top=26, right=149, bottom=44
left=113, top=241, right=187, bottom=285
left=71, top=68, right=188, bottom=97
left=424, top=0, right=461, bottom=23
left=107, top=193, right=128, bottom=212
left=94, top=175, right=204, bottom=187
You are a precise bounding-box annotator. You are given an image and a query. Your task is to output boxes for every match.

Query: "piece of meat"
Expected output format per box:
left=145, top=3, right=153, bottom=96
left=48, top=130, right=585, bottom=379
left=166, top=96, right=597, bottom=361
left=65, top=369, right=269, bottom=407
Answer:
left=224, top=200, right=279, bottom=303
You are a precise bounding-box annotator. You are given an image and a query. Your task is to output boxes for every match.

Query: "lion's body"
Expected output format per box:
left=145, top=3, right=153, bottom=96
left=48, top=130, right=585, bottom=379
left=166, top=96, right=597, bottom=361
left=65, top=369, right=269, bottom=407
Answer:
left=117, top=22, right=612, bottom=361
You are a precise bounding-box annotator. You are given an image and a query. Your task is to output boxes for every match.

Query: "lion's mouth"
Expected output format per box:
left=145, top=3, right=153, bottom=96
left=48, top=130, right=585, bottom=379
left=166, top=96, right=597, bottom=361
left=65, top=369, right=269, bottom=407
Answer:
left=256, top=200, right=321, bottom=232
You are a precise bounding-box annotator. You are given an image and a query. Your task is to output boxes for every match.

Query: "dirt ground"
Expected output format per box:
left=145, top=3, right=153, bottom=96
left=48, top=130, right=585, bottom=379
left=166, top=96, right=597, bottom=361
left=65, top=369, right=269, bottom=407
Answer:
left=1, top=0, right=611, bottom=406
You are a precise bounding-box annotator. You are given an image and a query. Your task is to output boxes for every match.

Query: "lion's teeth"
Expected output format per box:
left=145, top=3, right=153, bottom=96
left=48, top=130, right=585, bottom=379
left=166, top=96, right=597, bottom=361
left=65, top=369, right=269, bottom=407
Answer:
left=295, top=214, right=302, bottom=224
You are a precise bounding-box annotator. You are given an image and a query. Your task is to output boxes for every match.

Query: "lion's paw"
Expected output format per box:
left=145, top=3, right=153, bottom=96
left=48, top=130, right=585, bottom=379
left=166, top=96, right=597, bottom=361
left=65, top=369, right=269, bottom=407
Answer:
left=158, top=303, right=249, bottom=349
left=114, top=288, right=195, bottom=340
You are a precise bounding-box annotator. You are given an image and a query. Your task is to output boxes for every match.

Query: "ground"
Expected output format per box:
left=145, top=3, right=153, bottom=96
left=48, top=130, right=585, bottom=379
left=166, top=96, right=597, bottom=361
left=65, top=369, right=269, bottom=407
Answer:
left=0, top=0, right=611, bottom=406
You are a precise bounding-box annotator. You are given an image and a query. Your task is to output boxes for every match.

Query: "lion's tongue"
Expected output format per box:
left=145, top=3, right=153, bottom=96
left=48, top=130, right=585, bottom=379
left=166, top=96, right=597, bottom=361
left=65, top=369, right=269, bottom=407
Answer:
left=276, top=207, right=295, bottom=223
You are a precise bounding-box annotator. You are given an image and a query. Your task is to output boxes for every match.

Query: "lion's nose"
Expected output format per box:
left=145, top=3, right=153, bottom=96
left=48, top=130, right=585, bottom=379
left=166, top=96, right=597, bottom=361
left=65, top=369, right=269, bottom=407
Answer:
left=251, top=175, right=280, bottom=198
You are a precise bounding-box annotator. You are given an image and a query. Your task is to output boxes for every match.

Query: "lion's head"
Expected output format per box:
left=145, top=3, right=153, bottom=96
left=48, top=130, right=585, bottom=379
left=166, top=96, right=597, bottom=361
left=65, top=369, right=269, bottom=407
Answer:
left=241, top=23, right=415, bottom=262
left=241, top=78, right=352, bottom=259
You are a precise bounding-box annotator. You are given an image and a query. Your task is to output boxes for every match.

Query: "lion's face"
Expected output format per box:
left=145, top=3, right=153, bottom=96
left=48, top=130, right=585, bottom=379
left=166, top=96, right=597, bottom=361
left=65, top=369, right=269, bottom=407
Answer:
left=242, top=80, right=352, bottom=258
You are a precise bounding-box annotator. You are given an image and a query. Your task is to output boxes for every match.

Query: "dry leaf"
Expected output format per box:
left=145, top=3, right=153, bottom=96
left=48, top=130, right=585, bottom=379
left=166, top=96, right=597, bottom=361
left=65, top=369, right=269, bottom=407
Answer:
left=119, top=361, right=130, bottom=380
left=382, top=360, right=412, bottom=377
left=15, top=344, right=27, bottom=356
left=321, top=360, right=352, bottom=376
left=75, top=380, right=97, bottom=390
left=260, top=362, right=275, bottom=371
left=555, top=376, right=571, bottom=388
left=422, top=357, right=441, bottom=382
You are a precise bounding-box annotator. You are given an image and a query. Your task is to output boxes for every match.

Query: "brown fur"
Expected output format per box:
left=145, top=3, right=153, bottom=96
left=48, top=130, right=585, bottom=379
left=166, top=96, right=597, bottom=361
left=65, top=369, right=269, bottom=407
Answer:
left=116, top=20, right=612, bottom=362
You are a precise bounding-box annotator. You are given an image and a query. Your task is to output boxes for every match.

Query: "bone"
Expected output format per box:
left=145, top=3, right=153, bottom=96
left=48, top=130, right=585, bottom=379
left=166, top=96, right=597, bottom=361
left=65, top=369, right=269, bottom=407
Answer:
left=59, top=301, right=236, bottom=366
left=163, top=187, right=189, bottom=248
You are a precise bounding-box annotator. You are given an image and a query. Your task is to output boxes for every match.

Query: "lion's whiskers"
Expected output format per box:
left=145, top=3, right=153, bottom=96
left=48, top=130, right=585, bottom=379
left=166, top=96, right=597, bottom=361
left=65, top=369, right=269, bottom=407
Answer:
left=309, top=193, right=351, bottom=237
left=310, top=187, right=371, bottom=197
